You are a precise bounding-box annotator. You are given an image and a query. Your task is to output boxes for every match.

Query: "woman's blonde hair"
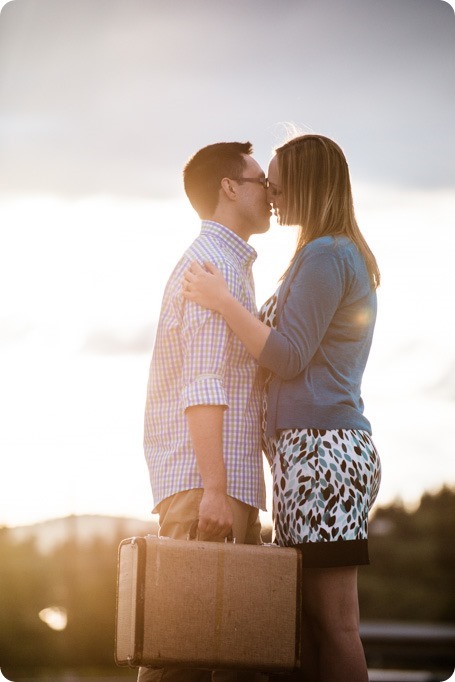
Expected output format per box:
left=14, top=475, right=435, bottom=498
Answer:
left=276, top=134, right=380, bottom=288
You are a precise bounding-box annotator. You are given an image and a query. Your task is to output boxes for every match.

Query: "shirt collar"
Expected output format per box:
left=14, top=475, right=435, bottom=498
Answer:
left=201, top=221, right=257, bottom=267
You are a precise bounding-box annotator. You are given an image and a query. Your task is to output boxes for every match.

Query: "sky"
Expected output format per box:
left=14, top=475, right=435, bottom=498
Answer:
left=0, top=0, right=454, bottom=528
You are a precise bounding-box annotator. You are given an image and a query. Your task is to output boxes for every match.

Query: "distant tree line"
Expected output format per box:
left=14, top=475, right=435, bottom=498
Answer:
left=358, top=485, right=455, bottom=623
left=0, top=487, right=454, bottom=677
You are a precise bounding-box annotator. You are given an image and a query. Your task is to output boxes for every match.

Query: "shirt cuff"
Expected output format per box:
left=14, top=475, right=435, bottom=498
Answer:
left=181, top=374, right=229, bottom=410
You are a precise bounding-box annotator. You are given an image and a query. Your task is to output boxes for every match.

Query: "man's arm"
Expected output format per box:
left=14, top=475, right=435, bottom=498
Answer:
left=185, top=404, right=233, bottom=539
left=181, top=258, right=243, bottom=539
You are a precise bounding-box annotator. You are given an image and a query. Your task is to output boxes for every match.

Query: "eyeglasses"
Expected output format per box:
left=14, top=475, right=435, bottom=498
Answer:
left=232, top=176, right=270, bottom=190
left=267, top=181, right=282, bottom=197
left=232, top=176, right=283, bottom=197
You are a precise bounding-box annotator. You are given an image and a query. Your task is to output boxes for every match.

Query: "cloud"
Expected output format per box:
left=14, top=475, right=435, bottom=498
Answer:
left=0, top=0, right=454, bottom=198
left=428, top=361, right=455, bottom=401
left=82, top=326, right=155, bottom=355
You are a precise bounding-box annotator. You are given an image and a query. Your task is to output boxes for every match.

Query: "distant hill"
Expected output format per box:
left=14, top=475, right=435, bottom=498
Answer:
left=6, top=514, right=158, bottom=554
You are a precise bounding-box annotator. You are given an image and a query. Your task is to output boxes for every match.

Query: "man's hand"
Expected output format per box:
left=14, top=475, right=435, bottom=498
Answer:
left=198, top=488, right=233, bottom=540
left=185, top=404, right=233, bottom=540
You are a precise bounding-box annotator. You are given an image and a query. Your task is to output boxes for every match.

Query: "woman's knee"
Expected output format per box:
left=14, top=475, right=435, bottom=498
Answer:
left=302, top=566, right=360, bottom=635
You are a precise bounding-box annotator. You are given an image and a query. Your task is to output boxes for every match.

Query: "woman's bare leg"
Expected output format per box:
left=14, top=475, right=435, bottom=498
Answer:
left=300, top=608, right=320, bottom=682
left=301, top=566, right=368, bottom=682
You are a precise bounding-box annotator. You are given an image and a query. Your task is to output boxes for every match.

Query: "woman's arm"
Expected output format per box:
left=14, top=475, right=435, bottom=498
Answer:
left=184, top=247, right=345, bottom=381
left=183, top=261, right=271, bottom=360
left=259, top=249, right=344, bottom=379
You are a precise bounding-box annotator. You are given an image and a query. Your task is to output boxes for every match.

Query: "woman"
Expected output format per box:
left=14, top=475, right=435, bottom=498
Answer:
left=183, top=134, right=381, bottom=682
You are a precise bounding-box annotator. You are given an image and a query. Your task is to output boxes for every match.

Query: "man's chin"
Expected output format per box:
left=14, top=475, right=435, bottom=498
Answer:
left=255, top=218, right=271, bottom=234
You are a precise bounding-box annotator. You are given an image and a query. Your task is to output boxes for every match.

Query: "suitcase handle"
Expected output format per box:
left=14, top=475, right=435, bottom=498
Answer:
left=187, top=519, right=235, bottom=543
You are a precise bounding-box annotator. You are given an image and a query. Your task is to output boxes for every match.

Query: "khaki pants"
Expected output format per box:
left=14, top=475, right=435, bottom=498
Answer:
left=137, top=489, right=266, bottom=682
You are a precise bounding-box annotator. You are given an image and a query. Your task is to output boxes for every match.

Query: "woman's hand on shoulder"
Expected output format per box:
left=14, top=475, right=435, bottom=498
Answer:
left=182, top=261, right=231, bottom=313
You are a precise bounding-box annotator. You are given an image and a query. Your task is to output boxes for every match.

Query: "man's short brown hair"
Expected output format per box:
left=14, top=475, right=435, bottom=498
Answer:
left=183, top=141, right=253, bottom=218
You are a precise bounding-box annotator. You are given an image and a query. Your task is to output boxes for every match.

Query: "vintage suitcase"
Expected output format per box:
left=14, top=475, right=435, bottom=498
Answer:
left=115, top=535, right=302, bottom=671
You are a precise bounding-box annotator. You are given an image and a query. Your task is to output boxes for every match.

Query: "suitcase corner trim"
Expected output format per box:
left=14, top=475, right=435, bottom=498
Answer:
left=115, top=536, right=146, bottom=667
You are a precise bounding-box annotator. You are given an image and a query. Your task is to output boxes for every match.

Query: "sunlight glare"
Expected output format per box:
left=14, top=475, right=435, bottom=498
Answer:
left=38, top=606, right=68, bottom=631
left=1, top=186, right=454, bottom=527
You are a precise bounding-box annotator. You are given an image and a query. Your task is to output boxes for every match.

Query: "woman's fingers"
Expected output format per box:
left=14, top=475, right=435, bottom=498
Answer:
left=189, top=260, right=206, bottom=274
left=181, top=261, right=219, bottom=299
left=181, top=275, right=193, bottom=295
left=204, top=261, right=218, bottom=275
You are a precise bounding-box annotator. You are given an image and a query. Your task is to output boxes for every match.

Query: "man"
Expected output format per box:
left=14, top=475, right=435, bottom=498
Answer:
left=139, top=142, right=271, bottom=682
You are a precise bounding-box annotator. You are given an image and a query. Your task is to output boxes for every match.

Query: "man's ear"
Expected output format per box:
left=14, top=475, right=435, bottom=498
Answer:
left=220, top=177, right=237, bottom=201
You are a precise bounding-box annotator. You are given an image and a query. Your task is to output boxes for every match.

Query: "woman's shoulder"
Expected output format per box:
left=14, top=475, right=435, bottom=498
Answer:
left=305, top=235, right=352, bottom=252
left=300, top=236, right=343, bottom=263
left=305, top=236, right=362, bottom=264
left=298, top=237, right=368, bottom=287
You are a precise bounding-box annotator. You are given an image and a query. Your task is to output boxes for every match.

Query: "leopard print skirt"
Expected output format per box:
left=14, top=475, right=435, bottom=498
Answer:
left=260, top=291, right=381, bottom=568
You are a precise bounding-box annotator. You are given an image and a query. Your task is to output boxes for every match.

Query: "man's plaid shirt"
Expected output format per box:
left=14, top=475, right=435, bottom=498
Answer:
left=144, top=221, right=266, bottom=512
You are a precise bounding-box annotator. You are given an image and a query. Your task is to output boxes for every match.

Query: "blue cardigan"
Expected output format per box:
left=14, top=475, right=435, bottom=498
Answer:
left=259, top=236, right=376, bottom=437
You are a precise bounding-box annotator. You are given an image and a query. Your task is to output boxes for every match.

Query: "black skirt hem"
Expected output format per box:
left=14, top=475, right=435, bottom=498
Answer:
left=290, top=538, right=370, bottom=568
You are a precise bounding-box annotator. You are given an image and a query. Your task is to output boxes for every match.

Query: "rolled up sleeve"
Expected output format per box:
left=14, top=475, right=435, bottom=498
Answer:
left=182, top=372, right=228, bottom=409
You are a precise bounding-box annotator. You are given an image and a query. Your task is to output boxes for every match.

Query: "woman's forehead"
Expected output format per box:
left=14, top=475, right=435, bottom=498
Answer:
left=267, top=155, right=279, bottom=179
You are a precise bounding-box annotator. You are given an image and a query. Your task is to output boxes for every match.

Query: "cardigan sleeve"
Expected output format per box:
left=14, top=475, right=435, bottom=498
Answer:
left=258, top=246, right=346, bottom=380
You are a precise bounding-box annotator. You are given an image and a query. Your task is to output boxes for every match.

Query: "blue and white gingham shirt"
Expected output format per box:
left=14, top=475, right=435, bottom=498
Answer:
left=144, top=221, right=266, bottom=512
